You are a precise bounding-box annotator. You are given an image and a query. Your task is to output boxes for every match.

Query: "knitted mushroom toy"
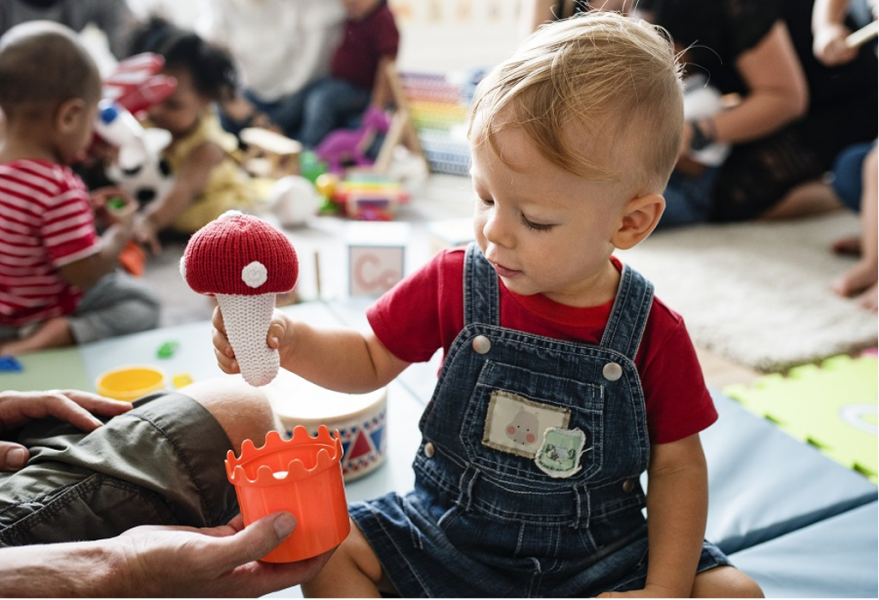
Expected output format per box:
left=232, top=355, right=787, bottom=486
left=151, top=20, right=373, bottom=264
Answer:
left=181, top=211, right=298, bottom=387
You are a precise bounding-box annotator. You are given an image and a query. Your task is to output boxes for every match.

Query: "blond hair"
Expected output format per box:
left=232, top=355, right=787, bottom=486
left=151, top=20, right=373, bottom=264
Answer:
left=468, top=11, right=683, bottom=194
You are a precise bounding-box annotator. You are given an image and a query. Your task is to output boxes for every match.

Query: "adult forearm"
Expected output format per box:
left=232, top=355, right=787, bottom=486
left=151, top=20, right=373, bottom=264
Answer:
left=813, top=0, right=850, bottom=32
left=0, top=542, right=119, bottom=597
left=712, top=90, right=803, bottom=145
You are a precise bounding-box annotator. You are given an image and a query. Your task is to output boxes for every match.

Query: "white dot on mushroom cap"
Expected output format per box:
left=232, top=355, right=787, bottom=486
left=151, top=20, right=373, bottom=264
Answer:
left=220, top=210, right=243, bottom=219
left=179, top=256, right=187, bottom=280
left=241, top=261, right=268, bottom=288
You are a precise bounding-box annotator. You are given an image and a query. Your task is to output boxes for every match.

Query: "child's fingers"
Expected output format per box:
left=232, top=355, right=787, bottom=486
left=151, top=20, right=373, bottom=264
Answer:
left=211, top=306, right=227, bottom=336
left=266, top=321, right=284, bottom=350
left=213, top=346, right=239, bottom=374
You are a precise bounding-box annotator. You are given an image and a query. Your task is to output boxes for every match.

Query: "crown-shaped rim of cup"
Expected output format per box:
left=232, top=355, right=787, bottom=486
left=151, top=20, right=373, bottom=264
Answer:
left=226, top=426, right=343, bottom=486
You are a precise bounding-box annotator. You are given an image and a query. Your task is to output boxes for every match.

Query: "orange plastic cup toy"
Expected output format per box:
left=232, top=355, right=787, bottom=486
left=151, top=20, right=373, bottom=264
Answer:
left=226, top=426, right=350, bottom=563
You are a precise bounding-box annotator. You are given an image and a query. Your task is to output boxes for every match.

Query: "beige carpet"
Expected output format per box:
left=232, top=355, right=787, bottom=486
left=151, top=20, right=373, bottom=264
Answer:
left=617, top=211, right=878, bottom=373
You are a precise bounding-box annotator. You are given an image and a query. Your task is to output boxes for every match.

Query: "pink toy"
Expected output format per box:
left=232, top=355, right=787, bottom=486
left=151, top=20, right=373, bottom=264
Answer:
left=315, top=106, right=391, bottom=175
left=181, top=211, right=299, bottom=387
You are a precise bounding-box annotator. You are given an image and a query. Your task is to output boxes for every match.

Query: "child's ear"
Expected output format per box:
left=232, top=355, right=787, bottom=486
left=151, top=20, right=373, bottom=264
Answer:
left=54, top=98, right=86, bottom=134
left=611, top=193, right=665, bottom=250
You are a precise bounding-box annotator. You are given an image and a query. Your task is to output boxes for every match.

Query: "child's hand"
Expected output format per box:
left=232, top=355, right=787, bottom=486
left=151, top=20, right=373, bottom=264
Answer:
left=212, top=306, right=289, bottom=375
left=91, top=187, right=138, bottom=226
left=134, top=214, right=163, bottom=255
left=0, top=390, right=131, bottom=471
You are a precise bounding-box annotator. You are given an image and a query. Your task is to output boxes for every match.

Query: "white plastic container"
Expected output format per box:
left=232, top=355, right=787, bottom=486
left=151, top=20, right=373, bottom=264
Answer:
left=94, top=99, right=149, bottom=171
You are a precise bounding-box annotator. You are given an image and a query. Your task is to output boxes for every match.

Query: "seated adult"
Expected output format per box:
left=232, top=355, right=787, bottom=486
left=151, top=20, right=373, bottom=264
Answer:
left=0, top=381, right=331, bottom=596
left=194, top=0, right=346, bottom=137
left=633, top=0, right=878, bottom=228
left=526, top=0, right=879, bottom=228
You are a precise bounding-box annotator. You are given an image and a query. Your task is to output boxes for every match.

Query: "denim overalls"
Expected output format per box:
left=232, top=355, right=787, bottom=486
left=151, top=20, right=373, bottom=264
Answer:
left=350, top=243, right=729, bottom=597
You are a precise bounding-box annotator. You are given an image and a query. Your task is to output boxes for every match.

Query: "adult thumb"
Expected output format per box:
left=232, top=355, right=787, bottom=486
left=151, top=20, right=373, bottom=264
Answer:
left=218, top=512, right=297, bottom=570
left=0, top=442, right=29, bottom=472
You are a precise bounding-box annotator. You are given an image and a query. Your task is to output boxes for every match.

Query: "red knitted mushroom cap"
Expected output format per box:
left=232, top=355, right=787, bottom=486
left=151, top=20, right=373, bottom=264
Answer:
left=181, top=211, right=298, bottom=296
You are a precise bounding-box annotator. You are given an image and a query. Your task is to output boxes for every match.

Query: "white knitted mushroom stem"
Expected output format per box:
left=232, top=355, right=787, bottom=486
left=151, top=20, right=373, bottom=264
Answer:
left=216, top=293, right=279, bottom=387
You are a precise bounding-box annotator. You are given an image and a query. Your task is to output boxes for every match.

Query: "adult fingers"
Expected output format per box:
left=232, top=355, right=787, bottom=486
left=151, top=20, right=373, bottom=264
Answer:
left=58, top=390, right=132, bottom=417
left=0, top=441, right=29, bottom=472
left=211, top=512, right=297, bottom=573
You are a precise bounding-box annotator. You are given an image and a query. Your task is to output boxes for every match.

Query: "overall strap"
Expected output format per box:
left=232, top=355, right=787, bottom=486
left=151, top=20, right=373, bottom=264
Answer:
left=463, top=242, right=500, bottom=327
left=599, top=263, right=654, bottom=361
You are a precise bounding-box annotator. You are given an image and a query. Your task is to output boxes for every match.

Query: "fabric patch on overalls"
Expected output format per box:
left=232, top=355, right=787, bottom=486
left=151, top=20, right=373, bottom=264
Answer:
left=482, top=390, right=571, bottom=459
left=535, top=427, right=589, bottom=478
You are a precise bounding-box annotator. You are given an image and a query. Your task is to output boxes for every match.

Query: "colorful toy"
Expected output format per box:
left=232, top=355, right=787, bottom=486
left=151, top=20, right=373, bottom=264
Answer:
left=327, top=174, right=410, bottom=221
left=172, top=373, right=194, bottom=388
left=266, top=175, right=321, bottom=228
left=102, top=52, right=176, bottom=119
left=725, top=354, right=878, bottom=482
left=226, top=427, right=350, bottom=562
left=314, top=172, right=340, bottom=199
left=240, top=127, right=302, bottom=180
left=156, top=341, right=179, bottom=359
left=181, top=211, right=299, bottom=387
left=0, top=355, right=23, bottom=373
left=298, top=150, right=328, bottom=184
left=98, top=53, right=176, bottom=207
left=95, top=365, right=166, bottom=402
left=269, top=370, right=388, bottom=482
left=400, top=71, right=471, bottom=176
left=315, top=106, right=392, bottom=175
left=346, top=222, right=409, bottom=297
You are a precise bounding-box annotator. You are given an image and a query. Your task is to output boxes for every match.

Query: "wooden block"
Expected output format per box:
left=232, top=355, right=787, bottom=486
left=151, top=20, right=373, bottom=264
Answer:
left=346, top=222, right=410, bottom=297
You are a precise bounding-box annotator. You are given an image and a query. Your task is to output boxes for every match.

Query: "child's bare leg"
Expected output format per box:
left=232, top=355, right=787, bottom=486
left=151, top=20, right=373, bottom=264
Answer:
left=0, top=317, right=73, bottom=355
left=691, top=566, right=764, bottom=598
left=831, top=146, right=878, bottom=311
left=301, top=520, right=386, bottom=598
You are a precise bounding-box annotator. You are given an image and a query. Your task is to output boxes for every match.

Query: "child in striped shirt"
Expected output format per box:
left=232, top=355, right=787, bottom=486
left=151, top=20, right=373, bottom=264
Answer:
left=0, top=21, right=160, bottom=355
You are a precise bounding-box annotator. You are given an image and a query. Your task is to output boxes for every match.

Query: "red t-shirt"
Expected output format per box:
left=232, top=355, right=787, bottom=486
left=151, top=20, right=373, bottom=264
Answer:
left=0, top=159, right=99, bottom=326
left=331, top=3, right=399, bottom=92
left=367, top=248, right=717, bottom=445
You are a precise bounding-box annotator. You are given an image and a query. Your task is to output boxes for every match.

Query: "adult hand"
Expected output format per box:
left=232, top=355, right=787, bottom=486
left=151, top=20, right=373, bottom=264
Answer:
left=0, top=390, right=131, bottom=471
left=111, top=512, right=332, bottom=597
left=212, top=306, right=290, bottom=376
left=813, top=22, right=858, bottom=66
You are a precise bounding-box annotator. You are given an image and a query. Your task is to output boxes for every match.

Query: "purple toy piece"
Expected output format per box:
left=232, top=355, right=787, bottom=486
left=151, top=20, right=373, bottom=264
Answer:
left=315, top=106, right=391, bottom=175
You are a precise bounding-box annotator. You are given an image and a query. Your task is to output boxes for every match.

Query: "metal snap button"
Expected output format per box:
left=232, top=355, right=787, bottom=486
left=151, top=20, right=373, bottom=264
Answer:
left=472, top=335, right=491, bottom=355
left=423, top=442, right=436, bottom=458
left=603, top=362, right=623, bottom=381
left=622, top=479, right=634, bottom=493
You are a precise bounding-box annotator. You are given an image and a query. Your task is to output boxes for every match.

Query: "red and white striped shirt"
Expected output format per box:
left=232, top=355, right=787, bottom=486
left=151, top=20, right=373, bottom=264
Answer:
left=0, top=159, right=100, bottom=327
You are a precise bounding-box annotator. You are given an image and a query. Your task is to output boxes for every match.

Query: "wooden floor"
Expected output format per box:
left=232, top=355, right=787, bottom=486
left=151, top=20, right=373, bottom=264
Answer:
left=696, top=346, right=761, bottom=390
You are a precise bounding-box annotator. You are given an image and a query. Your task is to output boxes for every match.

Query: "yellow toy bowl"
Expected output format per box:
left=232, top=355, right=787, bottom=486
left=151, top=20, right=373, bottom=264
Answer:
left=95, top=366, right=167, bottom=402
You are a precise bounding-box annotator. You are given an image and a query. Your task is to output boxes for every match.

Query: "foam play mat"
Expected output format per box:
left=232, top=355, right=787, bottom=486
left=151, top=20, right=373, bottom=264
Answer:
left=725, top=355, right=878, bottom=483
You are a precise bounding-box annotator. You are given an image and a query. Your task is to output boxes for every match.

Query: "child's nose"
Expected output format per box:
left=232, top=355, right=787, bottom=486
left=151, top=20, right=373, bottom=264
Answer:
left=483, top=211, right=514, bottom=248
